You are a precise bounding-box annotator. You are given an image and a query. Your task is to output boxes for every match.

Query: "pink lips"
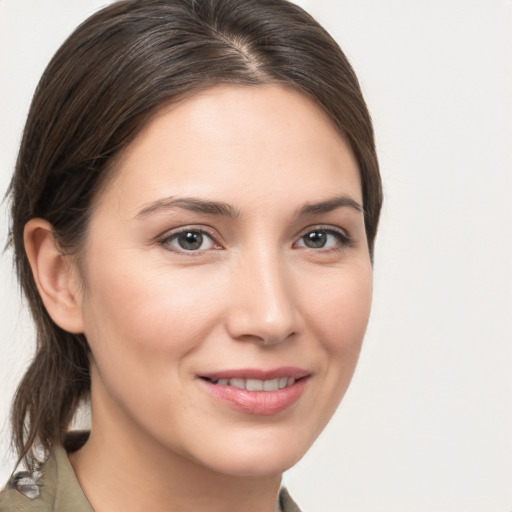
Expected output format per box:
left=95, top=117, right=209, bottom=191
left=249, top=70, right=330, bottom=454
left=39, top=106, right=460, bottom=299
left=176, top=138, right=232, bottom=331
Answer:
left=198, top=366, right=309, bottom=416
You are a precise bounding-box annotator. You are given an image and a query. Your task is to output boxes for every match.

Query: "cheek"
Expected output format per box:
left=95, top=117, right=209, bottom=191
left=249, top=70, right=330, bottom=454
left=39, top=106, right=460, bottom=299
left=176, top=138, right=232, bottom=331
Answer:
left=80, top=258, right=227, bottom=379
left=302, top=262, right=373, bottom=357
left=79, top=262, right=229, bottom=432
left=289, top=262, right=372, bottom=445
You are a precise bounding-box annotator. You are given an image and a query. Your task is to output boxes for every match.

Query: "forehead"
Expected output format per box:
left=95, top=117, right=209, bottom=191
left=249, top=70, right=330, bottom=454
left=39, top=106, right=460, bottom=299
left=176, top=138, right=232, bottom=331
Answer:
left=98, top=84, right=362, bottom=215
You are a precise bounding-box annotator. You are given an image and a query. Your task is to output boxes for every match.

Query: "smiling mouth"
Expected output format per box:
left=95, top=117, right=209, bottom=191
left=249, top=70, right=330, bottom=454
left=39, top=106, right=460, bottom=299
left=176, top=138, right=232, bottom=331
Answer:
left=201, top=376, right=297, bottom=391
left=198, top=370, right=309, bottom=415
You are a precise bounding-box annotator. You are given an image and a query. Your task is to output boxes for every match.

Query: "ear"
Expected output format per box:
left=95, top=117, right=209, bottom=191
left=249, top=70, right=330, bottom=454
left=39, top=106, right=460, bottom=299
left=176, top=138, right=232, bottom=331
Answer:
left=24, top=218, right=85, bottom=334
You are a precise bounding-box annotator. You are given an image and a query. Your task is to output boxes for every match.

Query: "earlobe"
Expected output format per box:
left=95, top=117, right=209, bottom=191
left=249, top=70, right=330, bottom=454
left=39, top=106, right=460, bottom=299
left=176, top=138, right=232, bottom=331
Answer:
left=24, top=219, right=85, bottom=334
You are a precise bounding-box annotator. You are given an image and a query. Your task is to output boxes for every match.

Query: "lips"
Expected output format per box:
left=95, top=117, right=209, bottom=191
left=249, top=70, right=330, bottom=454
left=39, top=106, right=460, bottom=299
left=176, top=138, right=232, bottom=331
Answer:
left=198, top=367, right=310, bottom=415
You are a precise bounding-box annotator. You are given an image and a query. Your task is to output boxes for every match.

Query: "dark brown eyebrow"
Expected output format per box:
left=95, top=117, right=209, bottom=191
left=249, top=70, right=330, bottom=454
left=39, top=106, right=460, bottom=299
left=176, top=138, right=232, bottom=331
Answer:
left=136, top=194, right=361, bottom=220
left=136, top=197, right=239, bottom=219
left=297, top=195, right=363, bottom=217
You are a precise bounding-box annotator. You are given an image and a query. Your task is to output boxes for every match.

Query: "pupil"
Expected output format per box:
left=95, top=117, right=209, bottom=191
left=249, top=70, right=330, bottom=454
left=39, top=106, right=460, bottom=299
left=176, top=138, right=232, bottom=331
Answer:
left=178, top=232, right=203, bottom=250
left=305, top=231, right=326, bottom=248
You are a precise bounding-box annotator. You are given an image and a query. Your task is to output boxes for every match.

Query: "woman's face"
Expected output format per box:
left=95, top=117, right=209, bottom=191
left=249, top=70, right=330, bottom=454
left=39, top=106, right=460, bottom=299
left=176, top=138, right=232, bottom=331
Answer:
left=76, top=85, right=372, bottom=477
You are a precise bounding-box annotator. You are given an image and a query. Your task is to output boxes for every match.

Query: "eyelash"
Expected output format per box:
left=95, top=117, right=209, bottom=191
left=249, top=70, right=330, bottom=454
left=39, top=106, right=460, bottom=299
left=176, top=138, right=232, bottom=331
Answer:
left=158, top=226, right=220, bottom=255
left=294, top=225, right=354, bottom=252
left=157, top=225, right=353, bottom=255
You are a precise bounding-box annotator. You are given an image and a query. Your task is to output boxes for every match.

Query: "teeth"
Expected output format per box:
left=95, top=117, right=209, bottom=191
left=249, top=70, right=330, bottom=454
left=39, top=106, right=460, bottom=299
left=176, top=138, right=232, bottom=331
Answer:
left=246, top=379, right=263, bottom=391
left=213, top=377, right=297, bottom=391
left=230, top=378, right=245, bottom=389
left=263, top=378, right=279, bottom=391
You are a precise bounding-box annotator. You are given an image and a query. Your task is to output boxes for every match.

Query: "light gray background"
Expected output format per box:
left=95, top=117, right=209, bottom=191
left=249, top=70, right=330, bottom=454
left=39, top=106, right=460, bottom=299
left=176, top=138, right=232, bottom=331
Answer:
left=1, top=1, right=511, bottom=511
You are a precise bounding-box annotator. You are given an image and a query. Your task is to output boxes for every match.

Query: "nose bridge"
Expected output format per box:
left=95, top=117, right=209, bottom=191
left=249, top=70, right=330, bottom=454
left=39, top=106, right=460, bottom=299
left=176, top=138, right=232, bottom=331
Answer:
left=227, top=244, right=298, bottom=344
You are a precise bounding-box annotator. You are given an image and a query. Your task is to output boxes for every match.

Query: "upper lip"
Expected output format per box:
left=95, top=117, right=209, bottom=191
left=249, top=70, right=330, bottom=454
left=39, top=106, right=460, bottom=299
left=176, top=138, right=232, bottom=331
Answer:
left=198, top=366, right=310, bottom=381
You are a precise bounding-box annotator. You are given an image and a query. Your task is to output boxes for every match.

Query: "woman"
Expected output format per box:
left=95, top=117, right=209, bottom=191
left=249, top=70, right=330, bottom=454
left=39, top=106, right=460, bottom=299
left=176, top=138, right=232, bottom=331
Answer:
left=0, top=0, right=382, bottom=511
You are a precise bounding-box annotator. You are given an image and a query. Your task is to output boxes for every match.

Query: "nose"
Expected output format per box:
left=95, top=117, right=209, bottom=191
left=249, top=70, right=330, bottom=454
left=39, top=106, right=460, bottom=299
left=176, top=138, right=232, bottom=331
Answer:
left=225, top=250, right=300, bottom=346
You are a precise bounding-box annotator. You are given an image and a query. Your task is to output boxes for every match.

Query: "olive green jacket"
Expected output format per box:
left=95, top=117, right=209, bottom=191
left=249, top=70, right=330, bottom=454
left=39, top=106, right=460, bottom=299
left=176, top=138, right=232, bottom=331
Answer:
left=0, top=445, right=302, bottom=512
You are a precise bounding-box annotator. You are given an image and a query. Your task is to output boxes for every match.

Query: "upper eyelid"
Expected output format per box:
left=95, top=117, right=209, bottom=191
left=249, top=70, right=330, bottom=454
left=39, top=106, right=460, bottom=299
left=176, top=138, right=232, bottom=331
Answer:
left=295, top=224, right=351, bottom=239
left=294, top=225, right=355, bottom=250
left=156, top=230, right=224, bottom=260
left=155, top=223, right=352, bottom=248
left=158, top=225, right=219, bottom=241
left=156, top=225, right=224, bottom=251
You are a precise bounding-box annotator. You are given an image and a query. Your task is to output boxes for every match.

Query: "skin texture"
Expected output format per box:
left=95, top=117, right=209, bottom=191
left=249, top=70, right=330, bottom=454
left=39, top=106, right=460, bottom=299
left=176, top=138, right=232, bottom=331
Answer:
left=25, top=85, right=373, bottom=512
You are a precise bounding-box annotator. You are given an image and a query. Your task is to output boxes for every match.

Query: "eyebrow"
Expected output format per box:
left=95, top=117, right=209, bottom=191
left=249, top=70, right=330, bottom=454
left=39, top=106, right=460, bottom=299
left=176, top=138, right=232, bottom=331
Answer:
left=136, top=197, right=239, bottom=219
left=297, top=195, right=363, bottom=216
left=135, top=194, right=362, bottom=220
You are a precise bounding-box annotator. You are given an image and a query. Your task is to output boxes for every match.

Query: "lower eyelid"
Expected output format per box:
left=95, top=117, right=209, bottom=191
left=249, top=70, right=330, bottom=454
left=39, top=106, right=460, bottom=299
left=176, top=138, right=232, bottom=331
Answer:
left=297, top=227, right=351, bottom=243
left=301, top=234, right=356, bottom=254
left=157, top=226, right=353, bottom=252
left=158, top=227, right=220, bottom=252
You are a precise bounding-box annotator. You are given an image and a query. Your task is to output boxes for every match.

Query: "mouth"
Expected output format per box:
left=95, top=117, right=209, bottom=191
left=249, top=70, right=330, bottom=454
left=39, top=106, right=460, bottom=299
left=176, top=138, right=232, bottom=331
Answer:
left=200, top=376, right=298, bottom=391
left=197, top=367, right=310, bottom=415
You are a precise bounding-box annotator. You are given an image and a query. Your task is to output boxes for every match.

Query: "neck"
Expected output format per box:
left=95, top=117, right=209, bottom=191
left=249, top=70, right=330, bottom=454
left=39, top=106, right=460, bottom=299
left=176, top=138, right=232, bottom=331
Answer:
left=69, top=422, right=282, bottom=512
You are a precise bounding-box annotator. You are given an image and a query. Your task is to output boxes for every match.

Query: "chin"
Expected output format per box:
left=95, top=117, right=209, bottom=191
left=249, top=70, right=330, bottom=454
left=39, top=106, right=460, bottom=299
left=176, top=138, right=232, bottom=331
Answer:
left=185, top=429, right=312, bottom=479
left=207, top=452, right=303, bottom=479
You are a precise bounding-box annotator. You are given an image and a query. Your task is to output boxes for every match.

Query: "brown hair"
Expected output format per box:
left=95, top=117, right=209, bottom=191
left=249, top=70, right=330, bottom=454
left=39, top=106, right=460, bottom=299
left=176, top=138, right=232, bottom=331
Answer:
left=7, top=0, right=382, bottom=472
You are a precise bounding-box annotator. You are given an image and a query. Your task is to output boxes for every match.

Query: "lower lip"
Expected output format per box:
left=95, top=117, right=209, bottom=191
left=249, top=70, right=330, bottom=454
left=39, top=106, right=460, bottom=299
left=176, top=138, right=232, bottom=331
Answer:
left=198, top=378, right=308, bottom=416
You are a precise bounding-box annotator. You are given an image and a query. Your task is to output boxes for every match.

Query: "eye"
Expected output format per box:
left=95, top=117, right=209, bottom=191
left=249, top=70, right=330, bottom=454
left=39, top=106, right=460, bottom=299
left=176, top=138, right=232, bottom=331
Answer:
left=160, top=229, right=217, bottom=252
left=295, top=228, right=351, bottom=250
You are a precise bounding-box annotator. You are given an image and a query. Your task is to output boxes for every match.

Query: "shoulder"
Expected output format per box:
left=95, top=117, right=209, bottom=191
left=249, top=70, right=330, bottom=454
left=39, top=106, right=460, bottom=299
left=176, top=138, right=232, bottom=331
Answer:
left=279, top=487, right=303, bottom=512
left=0, top=440, right=93, bottom=512
left=0, top=470, right=47, bottom=512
